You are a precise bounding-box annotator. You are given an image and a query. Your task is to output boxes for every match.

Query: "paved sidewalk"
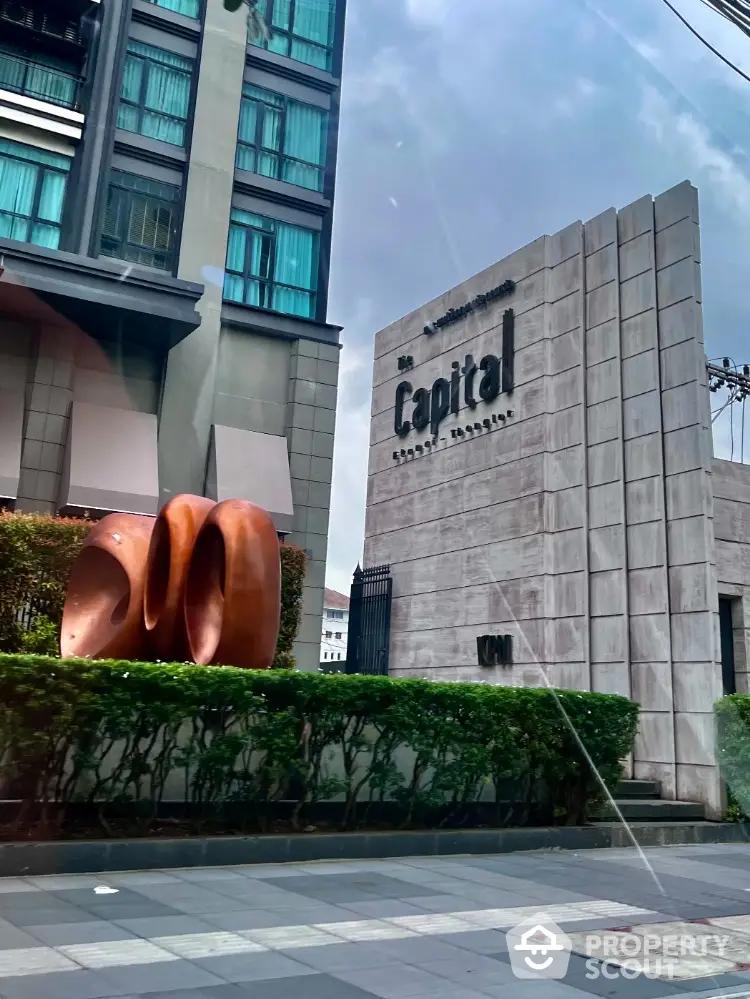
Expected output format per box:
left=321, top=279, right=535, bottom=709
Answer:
left=2, top=843, right=750, bottom=998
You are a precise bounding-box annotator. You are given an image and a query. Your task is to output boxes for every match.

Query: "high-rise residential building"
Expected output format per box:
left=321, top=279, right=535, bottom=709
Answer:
left=0, top=0, right=346, bottom=670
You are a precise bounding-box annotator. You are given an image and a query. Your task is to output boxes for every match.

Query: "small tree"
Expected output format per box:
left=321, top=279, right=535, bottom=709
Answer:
left=222, top=0, right=271, bottom=42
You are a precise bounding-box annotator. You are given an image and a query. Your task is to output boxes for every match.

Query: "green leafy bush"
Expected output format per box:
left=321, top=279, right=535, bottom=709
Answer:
left=0, top=512, right=90, bottom=654
left=0, top=514, right=306, bottom=668
left=0, top=654, right=638, bottom=836
left=717, top=694, right=750, bottom=820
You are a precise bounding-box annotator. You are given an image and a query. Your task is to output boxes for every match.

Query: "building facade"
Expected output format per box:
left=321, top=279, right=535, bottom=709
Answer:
left=365, top=181, right=750, bottom=817
left=0, top=0, right=346, bottom=670
left=321, top=585, right=348, bottom=665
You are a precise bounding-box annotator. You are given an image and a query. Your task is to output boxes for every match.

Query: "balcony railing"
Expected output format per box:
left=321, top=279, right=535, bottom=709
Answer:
left=0, top=50, right=82, bottom=109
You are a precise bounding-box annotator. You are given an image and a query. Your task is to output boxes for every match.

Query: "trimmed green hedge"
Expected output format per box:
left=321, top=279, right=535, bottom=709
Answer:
left=716, top=694, right=750, bottom=819
left=0, top=654, right=638, bottom=836
left=0, top=513, right=306, bottom=669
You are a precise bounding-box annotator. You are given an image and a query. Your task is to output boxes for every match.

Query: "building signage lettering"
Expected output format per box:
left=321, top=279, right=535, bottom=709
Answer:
left=423, top=279, right=515, bottom=336
left=395, top=309, right=514, bottom=439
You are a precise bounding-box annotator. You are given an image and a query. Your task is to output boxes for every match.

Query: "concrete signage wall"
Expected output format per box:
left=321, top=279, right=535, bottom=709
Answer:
left=365, top=181, right=729, bottom=816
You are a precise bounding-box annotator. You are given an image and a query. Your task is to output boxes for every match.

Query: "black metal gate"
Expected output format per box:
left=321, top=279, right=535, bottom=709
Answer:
left=345, top=563, right=392, bottom=676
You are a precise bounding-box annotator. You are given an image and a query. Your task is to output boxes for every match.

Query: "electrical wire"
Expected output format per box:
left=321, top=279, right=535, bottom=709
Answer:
left=658, top=0, right=750, bottom=85
left=703, top=0, right=750, bottom=37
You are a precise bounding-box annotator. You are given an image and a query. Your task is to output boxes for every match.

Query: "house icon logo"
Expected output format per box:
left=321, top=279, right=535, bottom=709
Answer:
left=507, top=913, right=572, bottom=979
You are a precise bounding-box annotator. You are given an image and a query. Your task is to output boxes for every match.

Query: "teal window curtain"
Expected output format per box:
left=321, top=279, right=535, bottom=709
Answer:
left=236, top=100, right=257, bottom=171
left=235, top=84, right=327, bottom=192
left=26, top=63, right=76, bottom=106
left=143, top=61, right=190, bottom=144
left=149, top=0, right=200, bottom=17
left=272, top=222, right=316, bottom=317
left=224, top=225, right=247, bottom=303
left=118, top=42, right=192, bottom=147
left=294, top=0, right=333, bottom=43
left=0, top=48, right=76, bottom=107
left=284, top=101, right=325, bottom=190
left=291, top=0, right=334, bottom=69
left=0, top=50, right=25, bottom=93
left=0, top=139, right=69, bottom=249
left=0, top=156, right=35, bottom=242
left=249, top=0, right=335, bottom=71
left=224, top=210, right=316, bottom=318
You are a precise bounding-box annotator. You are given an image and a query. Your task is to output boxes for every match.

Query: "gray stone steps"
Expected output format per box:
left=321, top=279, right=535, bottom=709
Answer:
left=614, top=779, right=661, bottom=799
left=594, top=798, right=706, bottom=821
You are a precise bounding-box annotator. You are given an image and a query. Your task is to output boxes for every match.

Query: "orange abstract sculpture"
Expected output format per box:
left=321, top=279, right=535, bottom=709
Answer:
left=184, top=499, right=281, bottom=669
left=144, top=494, right=215, bottom=661
left=61, top=495, right=282, bottom=669
left=61, top=513, right=155, bottom=661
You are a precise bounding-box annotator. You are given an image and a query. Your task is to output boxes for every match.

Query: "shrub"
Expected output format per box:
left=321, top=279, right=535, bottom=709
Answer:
left=717, top=694, right=750, bottom=819
left=0, top=513, right=90, bottom=654
left=0, top=654, right=638, bottom=836
left=0, top=514, right=306, bottom=667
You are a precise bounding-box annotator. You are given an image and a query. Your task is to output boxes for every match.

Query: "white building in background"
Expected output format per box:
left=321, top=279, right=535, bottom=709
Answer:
left=321, top=588, right=349, bottom=665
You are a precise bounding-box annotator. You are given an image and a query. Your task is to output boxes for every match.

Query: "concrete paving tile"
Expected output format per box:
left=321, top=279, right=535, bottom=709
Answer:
left=0, top=969, right=126, bottom=999
left=200, top=907, right=353, bottom=932
left=1, top=907, right=93, bottom=928
left=93, top=959, right=225, bottom=995
left=218, top=972, right=388, bottom=999
left=191, top=951, right=319, bottom=983
left=113, top=916, right=221, bottom=939
left=337, top=900, right=428, bottom=919
left=0, top=922, right=47, bottom=951
left=58, top=938, right=180, bottom=968
left=332, top=961, right=452, bottom=998
left=411, top=952, right=517, bottom=989
left=435, top=930, right=510, bottom=954
left=403, top=895, right=485, bottom=913
left=279, top=941, right=388, bottom=972
left=24, top=921, right=137, bottom=947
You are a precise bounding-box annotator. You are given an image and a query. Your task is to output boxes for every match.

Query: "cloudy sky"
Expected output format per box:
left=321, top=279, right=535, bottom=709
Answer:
left=323, top=0, right=750, bottom=594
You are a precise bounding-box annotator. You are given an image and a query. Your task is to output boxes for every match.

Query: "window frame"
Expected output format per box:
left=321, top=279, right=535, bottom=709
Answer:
left=99, top=170, right=181, bottom=273
left=224, top=208, right=319, bottom=319
left=0, top=139, right=70, bottom=249
left=117, top=41, right=193, bottom=148
left=236, top=84, right=327, bottom=193
left=253, top=0, right=336, bottom=73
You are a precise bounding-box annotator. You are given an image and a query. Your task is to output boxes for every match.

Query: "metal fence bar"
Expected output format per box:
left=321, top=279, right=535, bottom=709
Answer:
left=345, top=563, right=392, bottom=676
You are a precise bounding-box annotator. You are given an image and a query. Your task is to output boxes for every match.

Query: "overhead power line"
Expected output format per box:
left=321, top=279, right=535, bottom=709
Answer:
left=658, top=0, right=750, bottom=85
left=701, top=0, right=750, bottom=37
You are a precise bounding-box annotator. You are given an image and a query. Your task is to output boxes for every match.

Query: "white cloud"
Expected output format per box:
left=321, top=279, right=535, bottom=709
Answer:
left=404, top=0, right=450, bottom=27
left=638, top=85, right=750, bottom=219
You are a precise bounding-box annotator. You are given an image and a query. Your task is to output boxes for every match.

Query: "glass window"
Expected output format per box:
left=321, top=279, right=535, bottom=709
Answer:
left=237, top=84, right=327, bottom=192
left=100, top=170, right=180, bottom=271
left=0, top=138, right=70, bottom=249
left=224, top=207, right=318, bottom=319
left=325, top=631, right=332, bottom=638
left=142, top=0, right=200, bottom=17
left=251, top=0, right=336, bottom=73
left=0, top=46, right=80, bottom=108
left=335, top=632, right=341, bottom=639
left=117, top=41, right=193, bottom=147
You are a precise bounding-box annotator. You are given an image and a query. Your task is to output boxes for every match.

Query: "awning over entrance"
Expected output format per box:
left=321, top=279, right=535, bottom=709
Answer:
left=0, top=238, right=203, bottom=351
left=59, top=401, right=159, bottom=516
left=206, top=425, right=295, bottom=533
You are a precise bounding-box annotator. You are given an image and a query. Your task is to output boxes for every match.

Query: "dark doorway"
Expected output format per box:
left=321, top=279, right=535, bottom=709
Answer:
left=719, top=597, right=737, bottom=695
